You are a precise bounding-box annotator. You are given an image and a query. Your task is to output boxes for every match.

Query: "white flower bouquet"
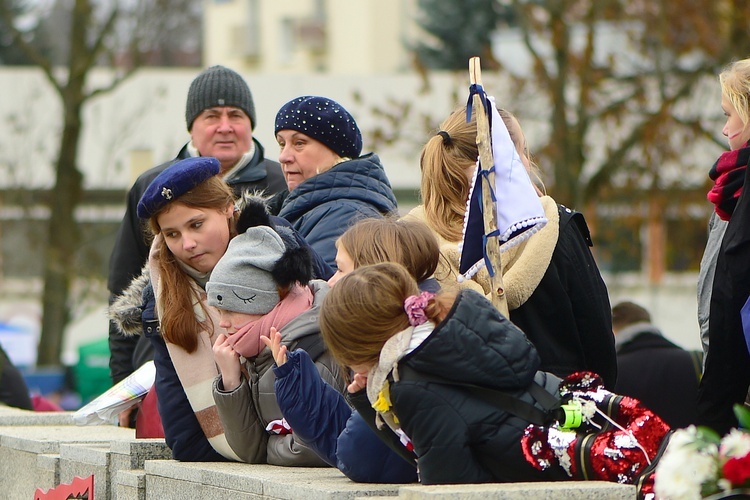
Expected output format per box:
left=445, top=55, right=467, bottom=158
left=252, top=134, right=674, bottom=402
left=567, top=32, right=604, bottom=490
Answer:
left=655, top=405, right=750, bottom=499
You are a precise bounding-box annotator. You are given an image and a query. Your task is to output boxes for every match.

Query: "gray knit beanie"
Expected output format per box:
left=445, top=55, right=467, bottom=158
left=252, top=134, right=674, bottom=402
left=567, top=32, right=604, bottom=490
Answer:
left=206, top=226, right=284, bottom=315
left=185, top=65, right=257, bottom=131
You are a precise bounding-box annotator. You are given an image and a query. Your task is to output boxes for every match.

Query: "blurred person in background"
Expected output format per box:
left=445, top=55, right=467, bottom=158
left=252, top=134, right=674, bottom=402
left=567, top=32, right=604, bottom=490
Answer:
left=612, top=301, right=700, bottom=428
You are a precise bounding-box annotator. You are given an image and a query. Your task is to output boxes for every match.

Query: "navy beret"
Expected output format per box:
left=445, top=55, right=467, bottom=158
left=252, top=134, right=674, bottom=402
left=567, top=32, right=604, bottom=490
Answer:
left=274, top=96, right=362, bottom=159
left=137, top=156, right=221, bottom=219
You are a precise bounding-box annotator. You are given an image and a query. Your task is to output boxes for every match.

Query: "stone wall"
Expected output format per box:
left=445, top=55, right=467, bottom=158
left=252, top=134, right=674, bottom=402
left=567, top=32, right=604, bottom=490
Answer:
left=0, top=406, right=637, bottom=500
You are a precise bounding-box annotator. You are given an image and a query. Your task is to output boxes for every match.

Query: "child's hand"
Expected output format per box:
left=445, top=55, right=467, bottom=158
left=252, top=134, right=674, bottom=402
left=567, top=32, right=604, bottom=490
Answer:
left=261, top=327, right=288, bottom=366
left=347, top=372, right=368, bottom=393
left=213, top=333, right=241, bottom=391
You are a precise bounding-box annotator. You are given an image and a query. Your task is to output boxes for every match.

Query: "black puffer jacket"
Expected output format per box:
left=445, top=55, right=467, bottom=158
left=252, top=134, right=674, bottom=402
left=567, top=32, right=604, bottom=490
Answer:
left=384, top=290, right=568, bottom=485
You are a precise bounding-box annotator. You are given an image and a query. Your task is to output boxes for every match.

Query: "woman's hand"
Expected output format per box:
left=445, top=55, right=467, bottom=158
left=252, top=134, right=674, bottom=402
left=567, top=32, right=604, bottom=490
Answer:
left=213, top=333, right=241, bottom=391
left=261, top=327, right=288, bottom=366
left=348, top=372, right=368, bottom=393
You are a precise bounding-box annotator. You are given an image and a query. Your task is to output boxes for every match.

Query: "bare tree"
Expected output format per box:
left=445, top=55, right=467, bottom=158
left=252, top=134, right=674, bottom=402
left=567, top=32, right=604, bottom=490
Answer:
left=499, top=0, right=750, bottom=208
left=0, top=0, right=200, bottom=366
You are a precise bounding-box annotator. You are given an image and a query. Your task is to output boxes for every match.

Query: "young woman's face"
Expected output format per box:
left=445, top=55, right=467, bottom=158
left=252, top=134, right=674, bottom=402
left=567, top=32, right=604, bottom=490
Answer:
left=722, top=96, right=750, bottom=151
left=157, top=202, right=233, bottom=273
left=327, top=245, right=355, bottom=286
left=276, top=130, right=340, bottom=191
left=217, top=309, right=263, bottom=334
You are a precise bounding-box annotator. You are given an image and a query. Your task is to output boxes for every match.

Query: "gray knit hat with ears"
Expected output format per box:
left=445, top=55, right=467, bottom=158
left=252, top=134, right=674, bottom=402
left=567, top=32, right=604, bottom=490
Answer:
left=206, top=226, right=284, bottom=315
left=185, top=65, right=257, bottom=131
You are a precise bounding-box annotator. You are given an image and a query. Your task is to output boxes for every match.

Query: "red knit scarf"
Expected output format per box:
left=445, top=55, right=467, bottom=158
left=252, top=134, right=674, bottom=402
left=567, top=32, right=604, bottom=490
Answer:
left=708, top=142, right=750, bottom=221
left=226, top=284, right=313, bottom=358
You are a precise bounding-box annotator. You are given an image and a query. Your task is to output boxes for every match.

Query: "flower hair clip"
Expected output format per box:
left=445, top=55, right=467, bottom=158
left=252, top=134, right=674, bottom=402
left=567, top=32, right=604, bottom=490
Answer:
left=404, top=291, right=435, bottom=326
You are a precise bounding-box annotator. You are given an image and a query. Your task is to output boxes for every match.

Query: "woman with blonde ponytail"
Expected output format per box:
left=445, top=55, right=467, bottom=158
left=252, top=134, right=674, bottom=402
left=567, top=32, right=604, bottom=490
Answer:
left=403, top=106, right=616, bottom=389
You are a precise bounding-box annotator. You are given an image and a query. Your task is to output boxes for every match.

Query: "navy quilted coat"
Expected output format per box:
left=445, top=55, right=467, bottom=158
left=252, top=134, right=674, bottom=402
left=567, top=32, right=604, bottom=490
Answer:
left=387, top=290, right=568, bottom=484
left=278, top=154, right=398, bottom=268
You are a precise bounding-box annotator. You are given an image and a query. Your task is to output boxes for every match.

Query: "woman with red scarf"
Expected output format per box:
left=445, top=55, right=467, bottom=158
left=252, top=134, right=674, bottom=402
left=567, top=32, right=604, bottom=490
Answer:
left=697, top=58, right=750, bottom=436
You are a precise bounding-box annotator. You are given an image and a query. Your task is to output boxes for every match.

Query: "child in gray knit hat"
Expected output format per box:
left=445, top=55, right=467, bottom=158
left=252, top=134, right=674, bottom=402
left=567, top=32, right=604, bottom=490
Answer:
left=207, top=208, right=346, bottom=465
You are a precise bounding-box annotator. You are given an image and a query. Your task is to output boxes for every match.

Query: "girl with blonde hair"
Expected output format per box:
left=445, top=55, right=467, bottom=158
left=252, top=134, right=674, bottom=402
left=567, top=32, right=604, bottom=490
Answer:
left=328, top=217, right=440, bottom=292
left=404, top=106, right=616, bottom=388
left=319, top=263, right=670, bottom=490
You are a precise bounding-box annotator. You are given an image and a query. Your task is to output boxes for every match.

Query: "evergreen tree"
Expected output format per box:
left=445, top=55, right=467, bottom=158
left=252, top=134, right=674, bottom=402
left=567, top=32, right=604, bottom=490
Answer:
left=414, top=0, right=510, bottom=70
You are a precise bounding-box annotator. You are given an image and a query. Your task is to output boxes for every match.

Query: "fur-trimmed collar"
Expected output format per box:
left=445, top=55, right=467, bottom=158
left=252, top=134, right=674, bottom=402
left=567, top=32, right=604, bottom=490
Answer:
left=109, top=264, right=151, bottom=337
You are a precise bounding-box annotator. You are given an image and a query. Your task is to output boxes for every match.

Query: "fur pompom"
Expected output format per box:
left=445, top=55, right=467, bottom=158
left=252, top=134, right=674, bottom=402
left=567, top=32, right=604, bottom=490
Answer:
left=236, top=193, right=273, bottom=234
left=272, top=245, right=313, bottom=288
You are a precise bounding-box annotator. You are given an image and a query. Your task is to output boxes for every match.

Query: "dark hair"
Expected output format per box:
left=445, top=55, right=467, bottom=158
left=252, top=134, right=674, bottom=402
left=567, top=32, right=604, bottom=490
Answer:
left=611, top=301, right=651, bottom=330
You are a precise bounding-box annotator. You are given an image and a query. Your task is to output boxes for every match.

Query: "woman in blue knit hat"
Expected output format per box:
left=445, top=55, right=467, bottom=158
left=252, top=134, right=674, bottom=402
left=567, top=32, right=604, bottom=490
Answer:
left=272, top=96, right=398, bottom=269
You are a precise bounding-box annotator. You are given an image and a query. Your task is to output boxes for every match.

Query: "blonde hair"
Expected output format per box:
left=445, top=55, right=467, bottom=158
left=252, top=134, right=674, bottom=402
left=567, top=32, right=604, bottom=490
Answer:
left=720, top=58, right=750, bottom=127
left=147, top=175, right=236, bottom=353
left=337, top=217, right=439, bottom=283
left=320, top=262, right=455, bottom=369
left=420, top=106, right=544, bottom=242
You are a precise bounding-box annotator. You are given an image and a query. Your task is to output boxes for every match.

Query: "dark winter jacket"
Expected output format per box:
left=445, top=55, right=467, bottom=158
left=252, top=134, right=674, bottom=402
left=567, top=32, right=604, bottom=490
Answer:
left=698, top=162, right=750, bottom=435
left=509, top=206, right=617, bottom=389
left=369, top=290, right=568, bottom=485
left=108, top=139, right=285, bottom=385
left=615, top=324, right=700, bottom=429
left=278, top=154, right=398, bottom=269
left=273, top=349, right=418, bottom=483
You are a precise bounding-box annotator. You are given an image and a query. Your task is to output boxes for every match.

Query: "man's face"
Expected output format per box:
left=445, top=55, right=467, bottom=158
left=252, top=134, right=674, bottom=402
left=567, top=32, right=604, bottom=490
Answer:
left=191, top=106, right=253, bottom=173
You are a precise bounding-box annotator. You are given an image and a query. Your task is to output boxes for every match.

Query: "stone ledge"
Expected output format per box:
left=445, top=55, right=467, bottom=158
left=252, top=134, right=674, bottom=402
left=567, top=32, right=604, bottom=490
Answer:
left=0, top=406, right=75, bottom=426
left=144, top=460, right=402, bottom=499
left=142, top=461, right=636, bottom=500
left=0, top=406, right=639, bottom=500
left=398, top=482, right=635, bottom=499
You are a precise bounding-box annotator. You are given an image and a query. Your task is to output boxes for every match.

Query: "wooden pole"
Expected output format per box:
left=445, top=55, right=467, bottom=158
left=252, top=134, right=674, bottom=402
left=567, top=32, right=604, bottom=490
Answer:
left=469, top=57, right=508, bottom=317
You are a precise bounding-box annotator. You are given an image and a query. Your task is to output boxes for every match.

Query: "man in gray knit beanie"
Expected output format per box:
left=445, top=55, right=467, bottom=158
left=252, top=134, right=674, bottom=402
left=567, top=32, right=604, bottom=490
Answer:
left=185, top=65, right=256, bottom=132
left=107, top=65, right=287, bottom=424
